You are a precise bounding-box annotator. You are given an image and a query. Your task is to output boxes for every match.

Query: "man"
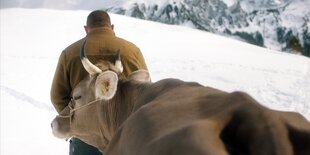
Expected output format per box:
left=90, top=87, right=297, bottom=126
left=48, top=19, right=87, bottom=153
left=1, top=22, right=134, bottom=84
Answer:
left=51, top=10, right=148, bottom=155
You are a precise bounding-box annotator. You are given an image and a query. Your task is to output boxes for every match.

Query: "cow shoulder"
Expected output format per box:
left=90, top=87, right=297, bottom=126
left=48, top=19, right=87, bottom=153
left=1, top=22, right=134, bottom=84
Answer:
left=132, top=78, right=201, bottom=112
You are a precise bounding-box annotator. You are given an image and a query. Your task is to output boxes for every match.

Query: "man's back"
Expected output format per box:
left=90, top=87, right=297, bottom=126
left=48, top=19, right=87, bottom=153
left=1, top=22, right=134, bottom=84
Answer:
left=51, top=27, right=148, bottom=113
left=51, top=10, right=149, bottom=155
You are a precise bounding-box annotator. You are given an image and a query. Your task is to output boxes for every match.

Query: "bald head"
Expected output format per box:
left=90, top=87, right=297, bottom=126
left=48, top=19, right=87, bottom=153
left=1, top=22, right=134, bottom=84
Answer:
left=86, top=10, right=112, bottom=28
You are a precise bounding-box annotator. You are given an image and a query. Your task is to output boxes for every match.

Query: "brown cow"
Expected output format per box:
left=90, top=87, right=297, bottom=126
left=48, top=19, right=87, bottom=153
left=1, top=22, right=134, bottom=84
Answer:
left=51, top=40, right=310, bottom=155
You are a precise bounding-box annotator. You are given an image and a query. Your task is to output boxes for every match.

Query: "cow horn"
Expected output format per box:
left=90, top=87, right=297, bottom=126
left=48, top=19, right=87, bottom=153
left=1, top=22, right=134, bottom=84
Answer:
left=80, top=40, right=102, bottom=75
left=115, top=49, right=123, bottom=73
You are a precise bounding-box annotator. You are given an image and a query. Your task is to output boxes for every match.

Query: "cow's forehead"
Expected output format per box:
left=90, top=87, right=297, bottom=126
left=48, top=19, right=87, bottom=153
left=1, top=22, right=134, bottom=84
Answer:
left=72, top=75, right=97, bottom=96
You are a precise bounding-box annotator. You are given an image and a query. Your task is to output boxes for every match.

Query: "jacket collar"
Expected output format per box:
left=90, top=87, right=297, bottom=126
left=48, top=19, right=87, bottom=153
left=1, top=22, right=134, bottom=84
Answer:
left=87, top=27, right=115, bottom=36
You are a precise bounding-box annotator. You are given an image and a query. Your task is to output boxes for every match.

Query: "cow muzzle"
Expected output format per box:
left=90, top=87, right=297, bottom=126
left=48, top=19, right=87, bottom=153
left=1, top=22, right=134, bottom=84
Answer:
left=51, top=116, right=71, bottom=139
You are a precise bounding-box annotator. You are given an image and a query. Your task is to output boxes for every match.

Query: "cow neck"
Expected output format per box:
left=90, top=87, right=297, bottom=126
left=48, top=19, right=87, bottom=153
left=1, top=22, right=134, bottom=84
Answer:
left=99, top=80, right=148, bottom=140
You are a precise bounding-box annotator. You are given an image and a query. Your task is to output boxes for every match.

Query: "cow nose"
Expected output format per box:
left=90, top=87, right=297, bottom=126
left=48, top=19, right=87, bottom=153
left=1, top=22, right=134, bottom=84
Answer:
left=51, top=122, right=53, bottom=129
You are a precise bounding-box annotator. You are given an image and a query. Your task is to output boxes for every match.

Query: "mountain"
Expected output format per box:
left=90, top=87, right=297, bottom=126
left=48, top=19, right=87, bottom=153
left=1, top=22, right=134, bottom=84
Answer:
left=1, top=0, right=309, bottom=57
left=104, top=0, right=310, bottom=57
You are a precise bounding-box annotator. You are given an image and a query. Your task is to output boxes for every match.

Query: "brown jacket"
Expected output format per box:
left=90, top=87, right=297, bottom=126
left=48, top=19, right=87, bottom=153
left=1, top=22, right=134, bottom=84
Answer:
left=51, top=27, right=148, bottom=113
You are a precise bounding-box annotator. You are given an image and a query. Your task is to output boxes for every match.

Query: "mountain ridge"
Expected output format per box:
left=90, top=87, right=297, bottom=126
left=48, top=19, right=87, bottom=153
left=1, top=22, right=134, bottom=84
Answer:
left=104, top=0, right=310, bottom=57
left=1, top=0, right=309, bottom=57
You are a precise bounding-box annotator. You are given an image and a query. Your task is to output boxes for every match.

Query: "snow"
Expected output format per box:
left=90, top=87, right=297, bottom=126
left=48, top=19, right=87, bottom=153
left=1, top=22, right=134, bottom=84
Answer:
left=3, top=0, right=310, bottom=55
left=281, top=0, right=310, bottom=28
left=1, top=8, right=310, bottom=155
left=222, top=0, right=236, bottom=7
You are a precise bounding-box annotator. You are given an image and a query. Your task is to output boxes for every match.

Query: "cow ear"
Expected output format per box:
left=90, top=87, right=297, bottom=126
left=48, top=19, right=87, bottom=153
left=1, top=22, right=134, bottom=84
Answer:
left=95, top=71, right=118, bottom=100
left=128, top=70, right=151, bottom=83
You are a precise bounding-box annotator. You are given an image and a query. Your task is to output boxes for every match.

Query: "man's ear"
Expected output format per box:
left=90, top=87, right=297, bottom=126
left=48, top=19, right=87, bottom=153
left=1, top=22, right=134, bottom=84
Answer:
left=128, top=70, right=151, bottom=83
left=95, top=71, right=118, bottom=100
left=84, top=25, right=91, bottom=34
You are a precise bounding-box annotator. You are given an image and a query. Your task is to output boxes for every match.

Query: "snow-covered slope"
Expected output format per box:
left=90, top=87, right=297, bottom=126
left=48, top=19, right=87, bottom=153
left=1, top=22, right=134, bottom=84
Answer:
left=1, top=8, right=310, bottom=155
left=1, top=0, right=310, bottom=56
left=105, top=0, right=310, bottom=56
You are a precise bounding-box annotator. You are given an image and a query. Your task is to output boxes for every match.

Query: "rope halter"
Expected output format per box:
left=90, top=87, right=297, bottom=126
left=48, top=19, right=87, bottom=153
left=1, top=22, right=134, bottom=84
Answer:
left=57, top=98, right=102, bottom=127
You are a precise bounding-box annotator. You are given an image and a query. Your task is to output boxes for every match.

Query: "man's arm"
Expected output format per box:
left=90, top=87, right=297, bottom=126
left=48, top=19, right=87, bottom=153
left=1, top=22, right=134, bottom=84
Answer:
left=50, top=51, right=72, bottom=113
left=121, top=47, right=148, bottom=77
left=135, top=48, right=148, bottom=71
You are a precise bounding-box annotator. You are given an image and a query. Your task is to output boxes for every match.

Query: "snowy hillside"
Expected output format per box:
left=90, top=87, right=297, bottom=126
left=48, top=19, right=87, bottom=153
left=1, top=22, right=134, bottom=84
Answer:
left=104, top=0, right=310, bottom=56
left=1, top=8, right=310, bottom=155
left=2, top=0, right=310, bottom=56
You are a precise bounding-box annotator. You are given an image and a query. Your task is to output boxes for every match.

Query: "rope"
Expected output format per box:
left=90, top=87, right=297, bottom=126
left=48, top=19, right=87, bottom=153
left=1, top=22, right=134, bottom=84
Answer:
left=56, top=99, right=102, bottom=127
left=70, top=99, right=101, bottom=113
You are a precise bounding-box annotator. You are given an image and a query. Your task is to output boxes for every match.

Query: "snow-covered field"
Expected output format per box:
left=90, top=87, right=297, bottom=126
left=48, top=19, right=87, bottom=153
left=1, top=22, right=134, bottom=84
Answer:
left=1, top=8, right=310, bottom=155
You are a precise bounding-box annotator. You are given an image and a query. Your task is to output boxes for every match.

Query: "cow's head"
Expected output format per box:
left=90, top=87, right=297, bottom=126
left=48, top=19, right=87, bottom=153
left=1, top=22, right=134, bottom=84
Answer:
left=51, top=40, right=150, bottom=152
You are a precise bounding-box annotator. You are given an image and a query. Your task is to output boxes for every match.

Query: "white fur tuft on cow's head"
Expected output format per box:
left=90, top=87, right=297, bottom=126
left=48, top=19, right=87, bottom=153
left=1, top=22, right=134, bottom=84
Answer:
left=95, top=71, right=119, bottom=100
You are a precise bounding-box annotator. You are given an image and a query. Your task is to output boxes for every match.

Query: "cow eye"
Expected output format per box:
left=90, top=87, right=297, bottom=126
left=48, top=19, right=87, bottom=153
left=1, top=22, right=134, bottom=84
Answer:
left=73, top=96, right=82, bottom=100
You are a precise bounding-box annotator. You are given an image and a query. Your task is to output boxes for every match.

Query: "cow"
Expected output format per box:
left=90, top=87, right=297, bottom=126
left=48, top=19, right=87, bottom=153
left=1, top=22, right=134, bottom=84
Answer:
left=51, top=40, right=310, bottom=155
